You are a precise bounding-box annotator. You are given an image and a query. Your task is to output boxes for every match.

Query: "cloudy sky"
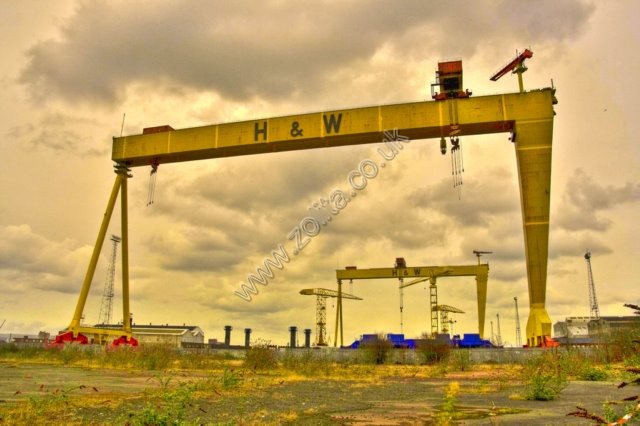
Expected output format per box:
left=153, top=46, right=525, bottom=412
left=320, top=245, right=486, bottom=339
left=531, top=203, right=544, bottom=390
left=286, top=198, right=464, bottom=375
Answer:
left=1, top=0, right=638, bottom=347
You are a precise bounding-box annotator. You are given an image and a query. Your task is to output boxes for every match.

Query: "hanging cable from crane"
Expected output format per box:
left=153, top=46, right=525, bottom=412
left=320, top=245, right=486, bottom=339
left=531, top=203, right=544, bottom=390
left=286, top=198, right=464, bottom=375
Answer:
left=450, top=136, right=464, bottom=197
left=147, top=160, right=159, bottom=206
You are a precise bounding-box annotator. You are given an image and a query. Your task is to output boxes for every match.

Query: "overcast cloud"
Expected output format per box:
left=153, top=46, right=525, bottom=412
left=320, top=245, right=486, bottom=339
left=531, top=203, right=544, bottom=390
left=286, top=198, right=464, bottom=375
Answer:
left=19, top=0, right=594, bottom=107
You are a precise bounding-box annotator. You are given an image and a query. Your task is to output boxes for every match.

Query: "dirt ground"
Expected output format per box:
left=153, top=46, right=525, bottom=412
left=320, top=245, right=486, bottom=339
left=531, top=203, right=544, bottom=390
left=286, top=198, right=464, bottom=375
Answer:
left=0, top=362, right=637, bottom=425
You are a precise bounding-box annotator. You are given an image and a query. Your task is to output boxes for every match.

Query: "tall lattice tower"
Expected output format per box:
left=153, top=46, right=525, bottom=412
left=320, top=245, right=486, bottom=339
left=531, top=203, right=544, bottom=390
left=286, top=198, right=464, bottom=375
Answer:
left=98, top=235, right=121, bottom=325
left=495, top=313, right=503, bottom=347
left=514, top=296, right=522, bottom=347
left=584, top=250, right=600, bottom=319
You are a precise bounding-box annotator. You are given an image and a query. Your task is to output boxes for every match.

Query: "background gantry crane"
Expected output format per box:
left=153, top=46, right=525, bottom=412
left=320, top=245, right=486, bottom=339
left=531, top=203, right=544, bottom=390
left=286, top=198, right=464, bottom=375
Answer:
left=300, top=288, right=362, bottom=346
left=336, top=258, right=489, bottom=345
left=584, top=249, right=600, bottom=319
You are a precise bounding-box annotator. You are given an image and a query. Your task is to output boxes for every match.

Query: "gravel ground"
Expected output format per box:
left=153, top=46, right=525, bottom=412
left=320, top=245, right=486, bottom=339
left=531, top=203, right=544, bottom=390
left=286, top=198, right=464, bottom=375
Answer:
left=0, top=363, right=637, bottom=425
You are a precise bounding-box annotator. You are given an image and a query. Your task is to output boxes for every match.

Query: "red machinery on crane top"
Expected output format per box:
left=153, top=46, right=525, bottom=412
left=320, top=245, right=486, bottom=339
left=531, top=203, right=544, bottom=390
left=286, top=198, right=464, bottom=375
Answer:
left=490, top=49, right=533, bottom=81
left=431, top=60, right=472, bottom=100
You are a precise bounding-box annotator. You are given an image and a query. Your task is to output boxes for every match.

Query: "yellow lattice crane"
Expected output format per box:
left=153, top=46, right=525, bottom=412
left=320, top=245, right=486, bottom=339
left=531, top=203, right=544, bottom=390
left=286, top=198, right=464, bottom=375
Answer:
left=300, top=288, right=362, bottom=346
left=57, top=56, right=556, bottom=348
left=433, top=304, right=465, bottom=335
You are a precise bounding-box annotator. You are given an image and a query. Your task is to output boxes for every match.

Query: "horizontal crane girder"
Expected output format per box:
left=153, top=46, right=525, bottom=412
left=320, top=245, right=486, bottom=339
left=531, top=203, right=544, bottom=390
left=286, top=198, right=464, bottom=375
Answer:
left=433, top=304, right=465, bottom=314
left=299, top=288, right=362, bottom=300
left=337, top=264, right=488, bottom=281
left=112, top=90, right=553, bottom=167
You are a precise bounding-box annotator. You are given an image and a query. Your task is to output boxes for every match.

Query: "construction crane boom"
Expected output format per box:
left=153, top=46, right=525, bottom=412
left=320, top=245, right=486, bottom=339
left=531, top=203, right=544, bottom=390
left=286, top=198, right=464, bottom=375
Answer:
left=490, top=49, right=534, bottom=81
left=584, top=250, right=600, bottom=319
left=490, top=49, right=534, bottom=93
left=299, top=288, right=362, bottom=300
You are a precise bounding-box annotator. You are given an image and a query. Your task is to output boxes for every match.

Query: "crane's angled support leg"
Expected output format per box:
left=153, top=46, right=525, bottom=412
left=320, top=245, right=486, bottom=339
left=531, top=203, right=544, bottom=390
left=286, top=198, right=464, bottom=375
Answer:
left=475, top=267, right=488, bottom=339
left=514, top=117, right=554, bottom=347
left=67, top=171, right=123, bottom=335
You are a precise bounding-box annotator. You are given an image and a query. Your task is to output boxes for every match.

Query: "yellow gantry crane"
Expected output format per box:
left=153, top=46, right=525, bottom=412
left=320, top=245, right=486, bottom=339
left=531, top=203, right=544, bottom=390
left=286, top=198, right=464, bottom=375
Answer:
left=300, top=288, right=362, bottom=346
left=335, top=261, right=489, bottom=347
left=58, top=55, right=556, bottom=348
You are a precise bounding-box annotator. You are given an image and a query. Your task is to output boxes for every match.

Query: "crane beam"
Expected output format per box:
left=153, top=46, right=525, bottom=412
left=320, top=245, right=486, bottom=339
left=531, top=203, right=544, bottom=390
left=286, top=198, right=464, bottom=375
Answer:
left=338, top=264, right=486, bottom=280
left=299, top=288, right=362, bottom=300
left=112, top=91, right=552, bottom=168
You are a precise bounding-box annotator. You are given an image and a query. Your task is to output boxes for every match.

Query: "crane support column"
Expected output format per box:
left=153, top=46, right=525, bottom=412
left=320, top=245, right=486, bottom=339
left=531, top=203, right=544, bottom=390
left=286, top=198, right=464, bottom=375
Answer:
left=475, top=266, right=488, bottom=341
left=514, top=112, right=554, bottom=347
left=120, top=165, right=132, bottom=334
left=334, top=280, right=344, bottom=347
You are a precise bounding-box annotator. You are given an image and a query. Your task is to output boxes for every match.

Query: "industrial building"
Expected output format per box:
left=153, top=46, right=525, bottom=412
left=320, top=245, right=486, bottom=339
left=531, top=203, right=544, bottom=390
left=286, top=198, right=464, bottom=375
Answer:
left=554, top=316, right=640, bottom=344
left=0, top=331, right=50, bottom=345
left=95, top=324, right=204, bottom=348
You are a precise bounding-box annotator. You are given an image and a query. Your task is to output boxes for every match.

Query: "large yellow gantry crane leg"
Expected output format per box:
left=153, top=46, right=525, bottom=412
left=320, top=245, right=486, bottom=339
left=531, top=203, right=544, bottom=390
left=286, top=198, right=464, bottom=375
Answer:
left=61, top=85, right=555, bottom=348
left=516, top=113, right=554, bottom=347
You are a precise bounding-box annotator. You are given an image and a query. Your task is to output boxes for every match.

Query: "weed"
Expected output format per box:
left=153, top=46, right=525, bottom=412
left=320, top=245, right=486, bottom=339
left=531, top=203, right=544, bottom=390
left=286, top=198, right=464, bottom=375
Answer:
left=149, top=372, right=174, bottom=389
left=358, top=335, right=393, bottom=365
left=436, top=381, right=460, bottom=425
left=281, top=349, right=333, bottom=376
left=449, top=349, right=473, bottom=372
left=417, top=342, right=450, bottom=365
left=135, top=345, right=175, bottom=370
left=522, top=350, right=567, bottom=401
left=220, top=366, right=242, bottom=389
left=123, top=381, right=199, bottom=425
left=244, top=339, right=278, bottom=370
left=578, top=365, right=609, bottom=381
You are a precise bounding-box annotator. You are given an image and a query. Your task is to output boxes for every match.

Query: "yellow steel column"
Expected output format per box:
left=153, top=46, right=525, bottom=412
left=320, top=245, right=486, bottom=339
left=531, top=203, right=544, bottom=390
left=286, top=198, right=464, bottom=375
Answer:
left=514, top=118, right=554, bottom=347
left=429, top=279, right=438, bottom=335
left=68, top=172, right=123, bottom=333
left=475, top=267, right=488, bottom=339
left=334, top=280, right=343, bottom=347
left=118, top=165, right=132, bottom=335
